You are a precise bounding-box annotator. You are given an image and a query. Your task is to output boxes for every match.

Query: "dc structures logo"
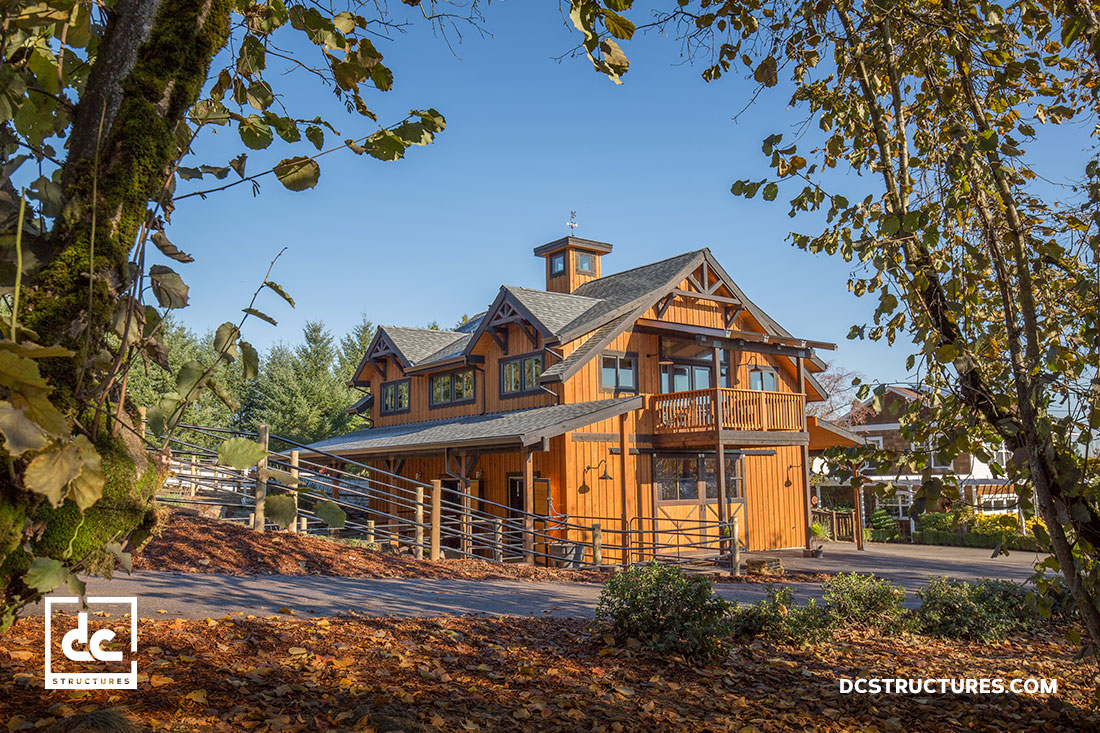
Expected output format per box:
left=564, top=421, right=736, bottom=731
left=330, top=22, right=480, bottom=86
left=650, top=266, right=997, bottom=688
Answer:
left=44, top=596, right=138, bottom=689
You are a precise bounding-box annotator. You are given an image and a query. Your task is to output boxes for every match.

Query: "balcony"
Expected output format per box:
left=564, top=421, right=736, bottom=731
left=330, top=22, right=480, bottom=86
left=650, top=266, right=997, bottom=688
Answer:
left=653, top=388, right=805, bottom=433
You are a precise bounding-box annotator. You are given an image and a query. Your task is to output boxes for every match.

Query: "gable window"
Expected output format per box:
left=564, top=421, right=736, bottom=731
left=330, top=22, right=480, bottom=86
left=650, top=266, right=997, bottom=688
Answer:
left=380, top=378, right=410, bottom=415
left=549, top=252, right=565, bottom=276
left=600, top=353, right=637, bottom=393
left=430, top=369, right=476, bottom=408
left=749, top=367, right=778, bottom=392
left=501, top=353, right=543, bottom=397
left=576, top=252, right=596, bottom=275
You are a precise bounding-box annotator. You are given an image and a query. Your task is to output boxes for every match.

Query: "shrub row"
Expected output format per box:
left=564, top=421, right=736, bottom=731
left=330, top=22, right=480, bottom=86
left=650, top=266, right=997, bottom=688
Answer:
left=595, top=564, right=1066, bottom=660
left=914, top=528, right=1040, bottom=552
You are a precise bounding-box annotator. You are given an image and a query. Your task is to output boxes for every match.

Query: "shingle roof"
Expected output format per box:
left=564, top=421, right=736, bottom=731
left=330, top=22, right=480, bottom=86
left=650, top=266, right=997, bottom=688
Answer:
left=503, top=286, right=602, bottom=335
left=541, top=312, right=633, bottom=380
left=307, top=397, right=643, bottom=456
left=381, top=326, right=469, bottom=366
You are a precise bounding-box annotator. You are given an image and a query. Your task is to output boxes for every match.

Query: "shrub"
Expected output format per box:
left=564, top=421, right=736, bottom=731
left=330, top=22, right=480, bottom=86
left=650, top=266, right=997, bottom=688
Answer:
left=917, top=577, right=1038, bottom=641
left=811, top=521, right=830, bottom=540
left=822, top=573, right=907, bottom=631
left=869, top=508, right=899, bottom=539
left=972, top=514, right=1021, bottom=538
left=916, top=512, right=954, bottom=533
left=731, top=586, right=830, bottom=645
left=595, top=562, right=735, bottom=660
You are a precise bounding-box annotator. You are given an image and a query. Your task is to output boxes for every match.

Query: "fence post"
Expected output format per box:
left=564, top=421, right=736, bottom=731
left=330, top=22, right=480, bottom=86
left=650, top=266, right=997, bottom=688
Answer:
left=188, top=456, right=197, bottom=498
left=414, top=485, right=425, bottom=560
left=366, top=519, right=376, bottom=545
left=288, top=450, right=300, bottom=533
left=299, top=516, right=308, bottom=532
left=592, top=523, right=602, bottom=567
left=253, top=424, right=269, bottom=532
left=464, top=479, right=478, bottom=556
left=732, top=514, right=741, bottom=577
left=430, top=479, right=442, bottom=561
left=492, top=519, right=503, bottom=562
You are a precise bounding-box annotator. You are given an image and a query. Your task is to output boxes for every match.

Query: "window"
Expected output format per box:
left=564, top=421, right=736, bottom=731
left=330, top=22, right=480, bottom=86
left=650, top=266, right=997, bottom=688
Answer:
left=549, top=252, right=565, bottom=276
left=658, top=339, right=733, bottom=393
left=576, top=252, right=596, bottom=275
left=655, top=453, right=742, bottom=503
left=501, top=353, right=543, bottom=397
left=600, top=353, right=637, bottom=393
left=987, top=442, right=1012, bottom=470
left=878, top=491, right=913, bottom=520
left=380, top=379, right=410, bottom=415
left=430, top=369, right=475, bottom=408
left=749, top=367, right=778, bottom=391
left=865, top=435, right=884, bottom=449
left=923, top=438, right=952, bottom=469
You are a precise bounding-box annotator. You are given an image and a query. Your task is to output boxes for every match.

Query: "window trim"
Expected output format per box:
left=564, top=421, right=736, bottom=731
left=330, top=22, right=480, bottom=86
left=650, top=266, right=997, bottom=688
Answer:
left=428, top=368, right=477, bottom=410
left=576, top=251, right=596, bottom=275
left=379, top=378, right=411, bottom=416
left=549, top=252, right=566, bottom=276
left=499, top=351, right=545, bottom=399
left=598, top=350, right=639, bottom=395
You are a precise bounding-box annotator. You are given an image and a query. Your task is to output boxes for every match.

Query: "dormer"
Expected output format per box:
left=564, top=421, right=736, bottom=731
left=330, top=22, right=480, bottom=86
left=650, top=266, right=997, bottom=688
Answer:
left=533, top=236, right=613, bottom=294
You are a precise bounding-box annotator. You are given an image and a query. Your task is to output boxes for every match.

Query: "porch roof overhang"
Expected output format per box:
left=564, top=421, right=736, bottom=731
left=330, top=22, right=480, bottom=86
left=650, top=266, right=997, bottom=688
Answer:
left=807, top=416, right=865, bottom=452
left=304, top=396, right=644, bottom=459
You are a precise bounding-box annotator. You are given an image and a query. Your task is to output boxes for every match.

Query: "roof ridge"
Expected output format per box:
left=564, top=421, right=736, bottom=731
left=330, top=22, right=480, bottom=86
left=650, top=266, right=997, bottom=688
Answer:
left=382, top=324, right=466, bottom=336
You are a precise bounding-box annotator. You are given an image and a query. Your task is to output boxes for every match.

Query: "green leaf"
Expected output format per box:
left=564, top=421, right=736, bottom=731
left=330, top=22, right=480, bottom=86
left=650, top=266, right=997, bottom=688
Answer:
left=104, top=542, right=133, bottom=574
left=230, top=153, right=248, bottom=178
left=218, top=437, right=268, bottom=469
left=265, top=493, right=298, bottom=529
left=24, top=442, right=84, bottom=506
left=359, top=131, right=406, bottom=161
left=240, top=341, right=259, bottom=381
left=273, top=156, right=320, bottom=191
left=151, top=232, right=194, bottom=263
left=762, top=182, right=779, bottom=201
left=0, top=400, right=49, bottom=456
left=246, top=80, right=274, bottom=110
left=238, top=115, right=274, bottom=150
left=148, top=265, right=190, bottom=309
left=205, top=377, right=240, bottom=411
left=24, top=557, right=70, bottom=594
left=175, top=360, right=206, bottom=396
left=214, top=322, right=240, bottom=362
left=601, top=9, right=635, bottom=39
left=68, top=434, right=105, bottom=511
left=243, top=307, right=277, bottom=326
left=315, top=500, right=346, bottom=529
left=264, top=467, right=300, bottom=487
left=264, top=281, right=295, bottom=308
left=934, top=344, right=958, bottom=363
left=881, top=216, right=901, bottom=236
left=753, top=56, right=778, bottom=87
left=305, top=125, right=324, bottom=151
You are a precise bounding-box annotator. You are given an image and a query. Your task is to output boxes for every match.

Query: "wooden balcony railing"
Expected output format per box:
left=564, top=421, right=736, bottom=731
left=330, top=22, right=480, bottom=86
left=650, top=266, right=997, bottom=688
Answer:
left=652, top=388, right=805, bottom=433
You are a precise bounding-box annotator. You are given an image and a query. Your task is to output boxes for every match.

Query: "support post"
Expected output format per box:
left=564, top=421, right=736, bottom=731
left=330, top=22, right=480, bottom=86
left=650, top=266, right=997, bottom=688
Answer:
left=618, top=413, right=632, bottom=566
left=299, top=516, right=308, bottom=532
left=492, top=519, right=503, bottom=562
left=414, top=485, right=425, bottom=560
left=288, top=450, right=299, bottom=533
left=253, top=424, right=269, bottom=532
left=852, top=462, right=865, bottom=551
left=430, top=479, right=442, bottom=561
left=797, top=357, right=813, bottom=556
left=712, top=347, right=729, bottom=566
left=523, top=449, right=534, bottom=565
left=732, top=514, right=741, bottom=576
left=592, top=523, right=602, bottom=567
left=467, top=479, right=479, bottom=556
left=366, top=520, right=376, bottom=545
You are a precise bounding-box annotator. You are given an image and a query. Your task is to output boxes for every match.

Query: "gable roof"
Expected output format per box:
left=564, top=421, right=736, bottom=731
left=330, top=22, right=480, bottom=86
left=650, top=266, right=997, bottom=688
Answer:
left=503, top=286, right=602, bottom=335
left=307, top=396, right=643, bottom=457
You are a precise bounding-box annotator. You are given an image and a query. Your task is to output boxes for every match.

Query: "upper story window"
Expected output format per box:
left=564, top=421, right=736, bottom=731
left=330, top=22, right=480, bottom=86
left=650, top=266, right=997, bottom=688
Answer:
left=986, top=442, right=1012, bottom=470
left=501, top=353, right=543, bottom=397
left=749, top=367, right=778, bottom=392
left=576, top=252, right=596, bottom=275
left=380, top=378, right=410, bottom=415
left=430, top=369, right=475, bottom=408
left=600, top=353, right=637, bottom=393
left=922, top=437, right=953, bottom=469
left=549, top=252, right=566, bottom=276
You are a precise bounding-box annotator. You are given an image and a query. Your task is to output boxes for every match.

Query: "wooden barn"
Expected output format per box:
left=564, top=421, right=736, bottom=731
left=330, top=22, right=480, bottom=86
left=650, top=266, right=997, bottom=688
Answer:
left=306, top=237, right=852, bottom=562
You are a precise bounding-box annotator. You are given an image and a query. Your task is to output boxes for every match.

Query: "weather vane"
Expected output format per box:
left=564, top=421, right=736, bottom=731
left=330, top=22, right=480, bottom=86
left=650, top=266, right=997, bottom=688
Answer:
left=567, top=211, right=578, bottom=234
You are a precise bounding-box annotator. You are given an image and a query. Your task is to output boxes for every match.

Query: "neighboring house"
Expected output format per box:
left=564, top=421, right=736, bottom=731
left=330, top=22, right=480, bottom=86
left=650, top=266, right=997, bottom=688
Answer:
left=306, top=236, right=851, bottom=558
left=844, top=385, right=1022, bottom=526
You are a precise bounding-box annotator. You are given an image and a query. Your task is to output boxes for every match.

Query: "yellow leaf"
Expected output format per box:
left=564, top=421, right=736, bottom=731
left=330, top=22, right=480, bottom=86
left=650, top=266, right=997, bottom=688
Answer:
left=184, top=690, right=207, bottom=704
left=150, top=675, right=174, bottom=687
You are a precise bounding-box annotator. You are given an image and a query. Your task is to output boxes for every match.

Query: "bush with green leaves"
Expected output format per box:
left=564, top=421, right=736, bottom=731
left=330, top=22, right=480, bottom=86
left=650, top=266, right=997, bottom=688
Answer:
left=916, top=512, right=954, bottom=533
left=821, top=573, right=907, bottom=631
left=811, top=521, right=830, bottom=540
left=731, top=586, right=830, bottom=646
left=595, top=562, right=735, bottom=660
left=869, top=508, right=900, bottom=538
left=917, top=577, right=1039, bottom=642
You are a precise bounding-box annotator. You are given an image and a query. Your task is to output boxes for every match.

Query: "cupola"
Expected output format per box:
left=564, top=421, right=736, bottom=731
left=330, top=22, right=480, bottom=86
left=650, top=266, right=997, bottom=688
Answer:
left=532, top=236, right=613, bottom=294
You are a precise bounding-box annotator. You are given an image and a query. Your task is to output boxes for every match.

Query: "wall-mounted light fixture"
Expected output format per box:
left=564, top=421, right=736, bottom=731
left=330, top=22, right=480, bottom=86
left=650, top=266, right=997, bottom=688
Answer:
left=475, top=469, right=482, bottom=479
left=584, top=459, right=613, bottom=482
left=415, top=472, right=422, bottom=481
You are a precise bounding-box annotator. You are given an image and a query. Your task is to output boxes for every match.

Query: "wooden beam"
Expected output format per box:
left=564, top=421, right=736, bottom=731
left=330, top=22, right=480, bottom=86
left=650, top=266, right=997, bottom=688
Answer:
left=672, top=288, right=742, bottom=306
left=685, top=272, right=705, bottom=293
left=635, top=318, right=836, bottom=351
left=712, top=347, right=729, bottom=570
left=523, top=449, right=534, bottom=564
left=798, top=356, right=814, bottom=555
left=618, top=413, right=632, bottom=566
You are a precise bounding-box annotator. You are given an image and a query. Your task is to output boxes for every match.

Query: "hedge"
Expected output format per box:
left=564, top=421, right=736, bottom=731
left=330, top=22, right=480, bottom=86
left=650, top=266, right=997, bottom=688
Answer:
left=914, top=528, right=1040, bottom=552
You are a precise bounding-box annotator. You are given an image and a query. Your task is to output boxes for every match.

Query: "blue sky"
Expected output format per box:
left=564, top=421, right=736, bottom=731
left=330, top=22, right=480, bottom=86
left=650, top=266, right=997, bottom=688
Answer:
left=165, top=4, right=920, bottom=385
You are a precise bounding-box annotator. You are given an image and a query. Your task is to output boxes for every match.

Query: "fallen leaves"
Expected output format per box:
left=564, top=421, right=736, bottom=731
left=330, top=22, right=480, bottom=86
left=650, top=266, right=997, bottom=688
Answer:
left=2, top=615, right=1096, bottom=731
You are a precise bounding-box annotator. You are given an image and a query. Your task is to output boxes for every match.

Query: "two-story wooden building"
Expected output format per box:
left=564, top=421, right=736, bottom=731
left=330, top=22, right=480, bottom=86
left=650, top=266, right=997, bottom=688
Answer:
left=307, top=237, right=847, bottom=559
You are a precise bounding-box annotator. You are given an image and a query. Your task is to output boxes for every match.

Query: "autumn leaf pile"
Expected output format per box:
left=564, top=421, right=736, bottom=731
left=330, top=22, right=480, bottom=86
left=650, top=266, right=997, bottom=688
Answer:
left=134, top=512, right=827, bottom=585
left=2, top=614, right=1097, bottom=731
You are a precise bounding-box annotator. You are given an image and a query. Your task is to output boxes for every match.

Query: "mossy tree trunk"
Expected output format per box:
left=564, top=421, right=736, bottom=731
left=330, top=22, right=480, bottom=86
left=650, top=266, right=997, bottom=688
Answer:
left=0, top=0, right=234, bottom=627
